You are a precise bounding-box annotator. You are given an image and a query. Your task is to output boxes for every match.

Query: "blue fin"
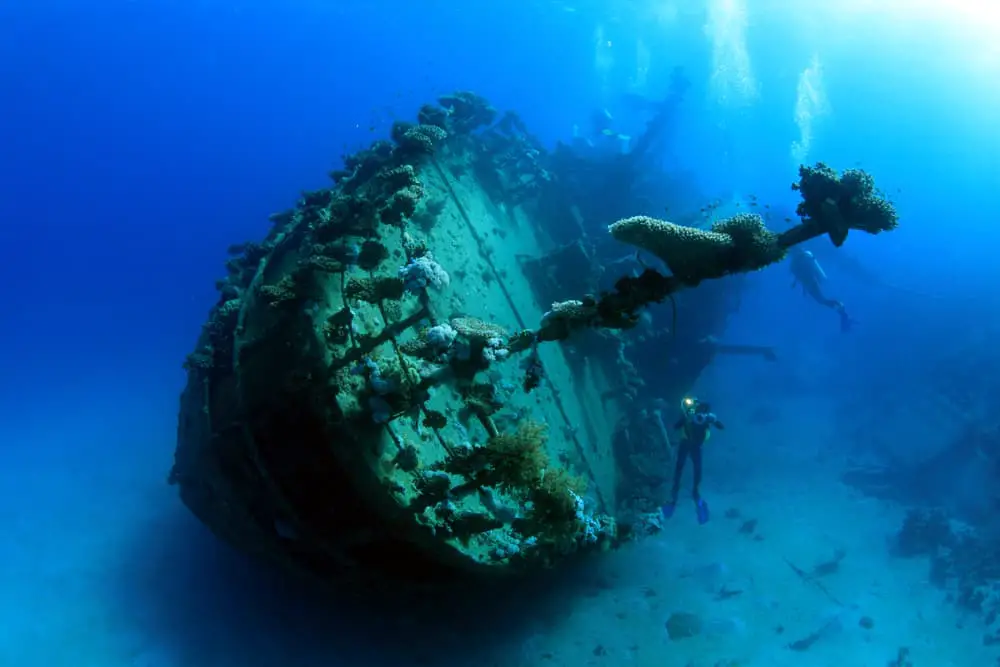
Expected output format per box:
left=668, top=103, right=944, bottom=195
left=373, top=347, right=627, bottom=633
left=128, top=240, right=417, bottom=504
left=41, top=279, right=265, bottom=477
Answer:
left=695, top=498, right=710, bottom=525
left=662, top=502, right=677, bottom=519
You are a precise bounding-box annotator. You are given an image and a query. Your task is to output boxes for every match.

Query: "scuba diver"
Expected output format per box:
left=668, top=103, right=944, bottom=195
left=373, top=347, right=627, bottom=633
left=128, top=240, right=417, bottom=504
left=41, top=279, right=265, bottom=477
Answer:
left=571, top=108, right=631, bottom=157
left=789, top=247, right=855, bottom=332
left=663, top=396, right=724, bottom=525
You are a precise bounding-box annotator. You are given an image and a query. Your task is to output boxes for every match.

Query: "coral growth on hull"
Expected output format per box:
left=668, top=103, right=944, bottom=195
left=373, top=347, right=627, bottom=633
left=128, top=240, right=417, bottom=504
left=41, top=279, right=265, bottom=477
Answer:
left=171, top=92, right=898, bottom=588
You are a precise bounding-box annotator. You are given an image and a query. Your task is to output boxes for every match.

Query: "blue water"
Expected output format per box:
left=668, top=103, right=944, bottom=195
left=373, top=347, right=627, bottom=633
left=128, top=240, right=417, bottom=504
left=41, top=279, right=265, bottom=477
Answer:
left=2, top=2, right=999, bottom=666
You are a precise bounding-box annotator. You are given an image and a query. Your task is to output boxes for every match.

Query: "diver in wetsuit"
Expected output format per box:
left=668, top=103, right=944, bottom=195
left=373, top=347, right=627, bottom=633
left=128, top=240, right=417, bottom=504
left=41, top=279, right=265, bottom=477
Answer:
left=662, top=397, right=724, bottom=525
left=790, top=247, right=855, bottom=332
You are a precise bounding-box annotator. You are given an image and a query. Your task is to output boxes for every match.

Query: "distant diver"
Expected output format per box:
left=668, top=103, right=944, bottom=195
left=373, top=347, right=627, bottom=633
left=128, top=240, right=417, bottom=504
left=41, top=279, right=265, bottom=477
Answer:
left=662, top=396, right=724, bottom=525
left=789, top=247, right=855, bottom=332
left=571, top=108, right=631, bottom=156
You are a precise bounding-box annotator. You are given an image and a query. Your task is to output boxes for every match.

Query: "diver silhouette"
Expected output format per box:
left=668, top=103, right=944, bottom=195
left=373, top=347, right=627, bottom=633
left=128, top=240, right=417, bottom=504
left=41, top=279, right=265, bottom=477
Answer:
left=789, top=248, right=855, bottom=332
left=662, top=397, right=723, bottom=525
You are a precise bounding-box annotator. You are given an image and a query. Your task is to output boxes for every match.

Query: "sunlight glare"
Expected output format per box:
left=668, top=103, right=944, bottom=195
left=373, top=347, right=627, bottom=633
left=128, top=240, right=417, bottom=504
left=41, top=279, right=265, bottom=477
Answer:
left=787, top=0, right=1000, bottom=72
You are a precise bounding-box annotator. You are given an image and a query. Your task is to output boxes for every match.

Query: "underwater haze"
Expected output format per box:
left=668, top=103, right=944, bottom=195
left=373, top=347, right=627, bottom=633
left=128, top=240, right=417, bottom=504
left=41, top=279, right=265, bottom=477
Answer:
left=2, top=1, right=1000, bottom=666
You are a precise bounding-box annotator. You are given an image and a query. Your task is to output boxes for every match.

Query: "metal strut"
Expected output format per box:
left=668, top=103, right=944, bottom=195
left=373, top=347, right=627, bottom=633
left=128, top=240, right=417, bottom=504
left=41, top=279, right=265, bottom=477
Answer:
left=430, top=156, right=607, bottom=513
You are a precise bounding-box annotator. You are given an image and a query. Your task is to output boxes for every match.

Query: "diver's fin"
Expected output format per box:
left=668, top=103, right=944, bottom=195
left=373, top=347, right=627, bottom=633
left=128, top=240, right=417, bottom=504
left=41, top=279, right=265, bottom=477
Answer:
left=695, top=498, right=710, bottom=525
left=662, top=502, right=677, bottom=519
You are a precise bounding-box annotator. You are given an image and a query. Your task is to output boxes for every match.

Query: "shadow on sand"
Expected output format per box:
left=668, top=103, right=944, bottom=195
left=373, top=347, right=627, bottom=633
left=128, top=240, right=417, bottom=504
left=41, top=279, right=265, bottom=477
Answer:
left=109, top=500, right=602, bottom=667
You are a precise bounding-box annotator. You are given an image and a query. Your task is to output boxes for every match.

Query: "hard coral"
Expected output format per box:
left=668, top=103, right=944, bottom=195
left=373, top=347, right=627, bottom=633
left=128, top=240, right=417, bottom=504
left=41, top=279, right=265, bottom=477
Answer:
left=337, top=140, right=395, bottom=192
left=312, top=194, right=373, bottom=242
left=259, top=275, right=301, bottom=307
left=711, top=212, right=786, bottom=269
left=376, top=165, right=425, bottom=225
left=794, top=162, right=898, bottom=246
left=356, top=240, right=389, bottom=271
left=445, top=317, right=511, bottom=374
left=379, top=185, right=424, bottom=225
left=438, top=91, right=497, bottom=134
left=344, top=275, right=405, bottom=303
left=299, top=255, right=346, bottom=273
left=450, top=317, right=508, bottom=344
left=537, top=299, right=598, bottom=342
left=609, top=214, right=786, bottom=284
left=417, top=104, right=449, bottom=129
left=378, top=164, right=421, bottom=190
left=391, top=122, right=448, bottom=159
left=609, top=216, right=733, bottom=283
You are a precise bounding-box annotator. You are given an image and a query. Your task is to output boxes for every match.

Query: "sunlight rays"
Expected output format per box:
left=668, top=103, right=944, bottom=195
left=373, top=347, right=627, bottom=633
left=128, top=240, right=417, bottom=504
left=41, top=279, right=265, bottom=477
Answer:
left=705, top=0, right=759, bottom=108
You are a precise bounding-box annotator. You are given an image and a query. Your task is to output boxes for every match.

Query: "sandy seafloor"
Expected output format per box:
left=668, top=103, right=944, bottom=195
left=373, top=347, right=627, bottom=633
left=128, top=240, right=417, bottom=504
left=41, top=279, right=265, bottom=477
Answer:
left=1, top=381, right=996, bottom=667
